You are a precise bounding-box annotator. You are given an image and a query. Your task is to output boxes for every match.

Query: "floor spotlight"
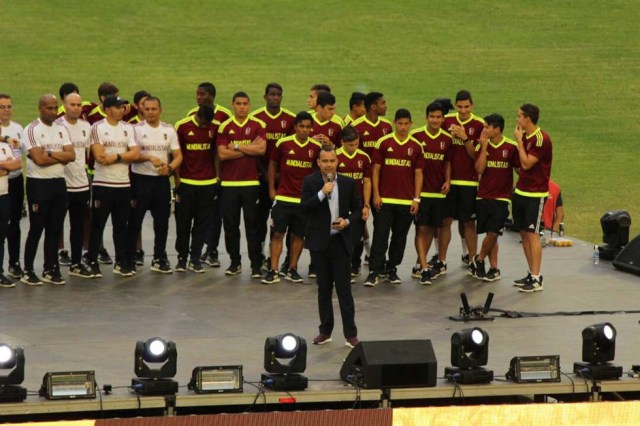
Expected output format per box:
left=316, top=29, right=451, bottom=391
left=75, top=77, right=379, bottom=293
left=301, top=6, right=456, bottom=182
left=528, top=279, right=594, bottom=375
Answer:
left=574, top=322, right=622, bottom=379
left=444, top=327, right=493, bottom=384
left=261, top=333, right=307, bottom=391
left=0, top=344, right=27, bottom=402
left=132, top=337, right=178, bottom=395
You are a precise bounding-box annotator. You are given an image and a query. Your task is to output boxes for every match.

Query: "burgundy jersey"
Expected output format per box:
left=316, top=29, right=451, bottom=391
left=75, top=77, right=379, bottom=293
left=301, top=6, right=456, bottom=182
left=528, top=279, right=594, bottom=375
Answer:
left=174, top=116, right=219, bottom=183
left=353, top=116, right=393, bottom=157
left=515, top=127, right=553, bottom=196
left=336, top=147, right=371, bottom=202
left=217, top=117, right=266, bottom=186
left=310, top=113, right=343, bottom=147
left=372, top=134, right=424, bottom=205
left=187, top=104, right=233, bottom=125
left=411, top=126, right=452, bottom=198
left=443, top=113, right=484, bottom=186
left=476, top=137, right=519, bottom=200
left=250, top=107, right=296, bottom=169
left=271, top=135, right=322, bottom=204
left=85, top=104, right=107, bottom=125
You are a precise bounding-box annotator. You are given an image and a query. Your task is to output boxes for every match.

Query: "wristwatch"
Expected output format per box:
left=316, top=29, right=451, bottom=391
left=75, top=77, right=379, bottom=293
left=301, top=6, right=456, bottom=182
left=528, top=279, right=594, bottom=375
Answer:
left=1, top=135, right=9, bottom=143
left=233, top=143, right=239, bottom=151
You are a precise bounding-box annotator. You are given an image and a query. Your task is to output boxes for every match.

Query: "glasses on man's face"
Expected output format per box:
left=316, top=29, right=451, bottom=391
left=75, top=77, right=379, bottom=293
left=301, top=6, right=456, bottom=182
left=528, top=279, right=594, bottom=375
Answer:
left=0, top=105, right=13, bottom=110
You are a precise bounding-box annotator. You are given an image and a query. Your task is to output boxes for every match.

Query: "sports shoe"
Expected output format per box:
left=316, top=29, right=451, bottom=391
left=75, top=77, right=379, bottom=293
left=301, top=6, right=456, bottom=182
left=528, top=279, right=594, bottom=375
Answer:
left=345, top=337, right=360, bottom=349
left=69, top=263, right=94, bottom=278
left=313, top=334, right=332, bottom=345
left=225, top=264, right=242, bottom=276
left=188, top=261, right=205, bottom=273
left=151, top=258, right=173, bottom=274
left=251, top=267, right=263, bottom=279
left=350, top=266, right=361, bottom=277
left=286, top=268, right=304, bottom=283
left=513, top=272, right=531, bottom=287
left=461, top=254, right=470, bottom=266
left=58, top=250, right=72, bottom=266
left=467, top=257, right=477, bottom=277
left=278, top=261, right=289, bottom=277
left=430, top=261, right=448, bottom=279
left=21, top=270, right=43, bottom=286
left=135, top=249, right=145, bottom=266
left=483, top=267, right=501, bottom=282
left=261, top=269, right=280, bottom=285
left=87, top=261, right=102, bottom=278
left=129, top=262, right=137, bottom=275
left=420, top=269, right=433, bottom=286
left=98, top=248, right=113, bottom=264
left=113, top=262, right=134, bottom=277
left=428, top=254, right=439, bottom=268
left=43, top=270, right=66, bottom=285
left=7, top=263, right=23, bottom=279
left=519, top=276, right=543, bottom=293
left=308, top=263, right=316, bottom=278
left=0, top=274, right=15, bottom=288
left=261, top=257, right=270, bottom=272
left=386, top=269, right=401, bottom=284
left=473, top=255, right=486, bottom=279
left=411, top=265, right=421, bottom=279
left=363, top=271, right=378, bottom=287
left=175, top=259, right=187, bottom=272
left=202, top=250, right=221, bottom=267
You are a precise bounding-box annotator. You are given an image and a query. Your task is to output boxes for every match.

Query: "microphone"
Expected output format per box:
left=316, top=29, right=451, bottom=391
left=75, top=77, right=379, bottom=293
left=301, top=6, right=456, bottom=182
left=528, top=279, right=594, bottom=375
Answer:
left=326, top=173, right=334, bottom=201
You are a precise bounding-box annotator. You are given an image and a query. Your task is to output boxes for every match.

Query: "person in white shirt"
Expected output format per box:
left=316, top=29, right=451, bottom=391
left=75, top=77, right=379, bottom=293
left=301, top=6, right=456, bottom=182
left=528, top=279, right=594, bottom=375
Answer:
left=0, top=124, right=23, bottom=287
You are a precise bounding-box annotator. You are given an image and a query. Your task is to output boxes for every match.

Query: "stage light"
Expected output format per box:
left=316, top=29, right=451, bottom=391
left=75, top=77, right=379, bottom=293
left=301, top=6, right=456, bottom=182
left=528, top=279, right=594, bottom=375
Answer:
left=132, top=337, right=178, bottom=395
left=0, top=344, right=26, bottom=402
left=39, top=371, right=96, bottom=400
left=573, top=322, right=622, bottom=380
left=444, top=327, right=493, bottom=384
left=599, top=210, right=631, bottom=259
left=188, top=366, right=243, bottom=394
left=507, top=355, right=561, bottom=383
left=261, top=333, right=308, bottom=391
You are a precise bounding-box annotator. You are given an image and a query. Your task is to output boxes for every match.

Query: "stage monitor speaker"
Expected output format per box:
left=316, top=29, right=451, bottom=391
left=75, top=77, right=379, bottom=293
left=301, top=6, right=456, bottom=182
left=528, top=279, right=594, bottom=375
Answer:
left=340, top=340, right=437, bottom=388
left=613, top=234, right=640, bottom=276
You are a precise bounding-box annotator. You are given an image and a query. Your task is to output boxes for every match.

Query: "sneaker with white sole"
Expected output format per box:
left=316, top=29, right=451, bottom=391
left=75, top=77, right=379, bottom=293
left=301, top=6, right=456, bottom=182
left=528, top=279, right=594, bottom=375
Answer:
left=151, top=258, right=173, bottom=274
left=513, top=272, right=531, bottom=287
left=363, top=271, right=378, bottom=287
left=21, top=270, right=43, bottom=286
left=430, top=261, right=447, bottom=279
left=519, top=276, right=543, bottom=293
left=42, top=270, right=66, bottom=285
left=483, top=267, right=501, bottom=282
left=69, top=263, right=94, bottom=278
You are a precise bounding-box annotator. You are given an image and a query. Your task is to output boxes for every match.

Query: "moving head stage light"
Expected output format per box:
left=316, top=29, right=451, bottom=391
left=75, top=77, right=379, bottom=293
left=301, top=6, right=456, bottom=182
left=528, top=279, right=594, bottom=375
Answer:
left=262, top=333, right=308, bottom=391
left=132, top=337, right=178, bottom=395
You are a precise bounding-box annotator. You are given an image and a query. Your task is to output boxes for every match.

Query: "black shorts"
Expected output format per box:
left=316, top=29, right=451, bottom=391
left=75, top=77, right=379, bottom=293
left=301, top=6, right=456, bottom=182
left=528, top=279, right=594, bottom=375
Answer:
left=445, top=184, right=477, bottom=222
left=512, top=193, right=546, bottom=233
left=271, top=200, right=307, bottom=237
left=416, top=197, right=446, bottom=228
left=476, top=199, right=509, bottom=235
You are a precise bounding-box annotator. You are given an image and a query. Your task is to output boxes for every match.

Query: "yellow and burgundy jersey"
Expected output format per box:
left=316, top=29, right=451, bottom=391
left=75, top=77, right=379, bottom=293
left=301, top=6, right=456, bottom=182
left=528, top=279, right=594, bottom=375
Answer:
left=352, top=116, right=393, bottom=157
left=372, top=133, right=424, bottom=205
left=515, top=127, right=552, bottom=197
left=443, top=112, right=484, bottom=186
left=336, top=147, right=371, bottom=201
left=250, top=107, right=296, bottom=169
left=411, top=126, right=452, bottom=198
left=271, top=135, right=322, bottom=204
left=476, top=137, right=519, bottom=201
left=187, top=104, right=232, bottom=125
left=217, top=117, right=266, bottom=186
left=85, top=104, right=107, bottom=125
left=310, top=113, right=343, bottom=147
left=174, top=115, right=219, bottom=183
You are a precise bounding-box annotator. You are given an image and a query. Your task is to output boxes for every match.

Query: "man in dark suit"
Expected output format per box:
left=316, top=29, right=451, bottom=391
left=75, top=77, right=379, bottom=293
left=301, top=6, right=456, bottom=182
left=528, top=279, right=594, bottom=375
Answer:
left=301, top=146, right=361, bottom=348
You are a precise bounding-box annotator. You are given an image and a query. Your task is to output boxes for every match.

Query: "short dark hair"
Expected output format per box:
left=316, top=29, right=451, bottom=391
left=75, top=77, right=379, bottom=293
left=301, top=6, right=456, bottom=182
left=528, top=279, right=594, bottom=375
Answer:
left=143, top=95, right=162, bottom=108
left=310, top=83, right=331, bottom=93
left=318, top=144, right=337, bottom=158
left=133, top=90, right=151, bottom=105
left=426, top=101, right=447, bottom=116
left=59, top=82, right=80, bottom=100
left=455, top=90, right=473, bottom=103
left=341, top=125, right=359, bottom=143
left=0, top=94, right=12, bottom=101
left=394, top=108, right=412, bottom=121
left=264, top=82, right=283, bottom=95
left=294, top=111, right=313, bottom=125
left=198, top=82, right=216, bottom=98
left=483, top=113, right=505, bottom=132
left=364, top=92, right=384, bottom=111
left=520, top=104, right=540, bottom=125
left=349, top=92, right=366, bottom=110
left=197, top=104, right=214, bottom=122
left=316, top=91, right=336, bottom=108
left=433, top=97, right=454, bottom=114
left=98, top=82, right=119, bottom=99
left=232, top=91, right=249, bottom=102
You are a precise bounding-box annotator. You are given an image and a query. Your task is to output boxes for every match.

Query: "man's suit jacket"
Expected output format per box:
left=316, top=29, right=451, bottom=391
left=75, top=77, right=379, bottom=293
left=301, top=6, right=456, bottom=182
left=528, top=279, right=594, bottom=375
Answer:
left=301, top=171, right=362, bottom=254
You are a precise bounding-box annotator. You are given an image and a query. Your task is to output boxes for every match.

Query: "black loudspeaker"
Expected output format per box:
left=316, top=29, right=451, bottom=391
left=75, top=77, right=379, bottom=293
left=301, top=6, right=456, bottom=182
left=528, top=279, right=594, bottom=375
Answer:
left=340, top=340, right=437, bottom=388
left=613, top=235, right=640, bottom=276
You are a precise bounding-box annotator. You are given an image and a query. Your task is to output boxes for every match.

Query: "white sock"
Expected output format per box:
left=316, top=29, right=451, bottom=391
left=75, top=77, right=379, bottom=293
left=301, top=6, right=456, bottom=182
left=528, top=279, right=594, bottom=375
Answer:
left=433, top=238, right=439, bottom=254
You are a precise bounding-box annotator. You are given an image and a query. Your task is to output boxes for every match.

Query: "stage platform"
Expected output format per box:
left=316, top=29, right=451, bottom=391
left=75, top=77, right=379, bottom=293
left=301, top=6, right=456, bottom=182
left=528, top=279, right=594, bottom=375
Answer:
left=0, top=214, right=639, bottom=420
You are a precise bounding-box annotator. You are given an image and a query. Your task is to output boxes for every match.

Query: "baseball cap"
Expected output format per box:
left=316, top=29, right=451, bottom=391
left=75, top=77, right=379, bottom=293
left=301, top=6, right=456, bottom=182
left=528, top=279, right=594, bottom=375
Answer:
left=103, top=95, right=129, bottom=108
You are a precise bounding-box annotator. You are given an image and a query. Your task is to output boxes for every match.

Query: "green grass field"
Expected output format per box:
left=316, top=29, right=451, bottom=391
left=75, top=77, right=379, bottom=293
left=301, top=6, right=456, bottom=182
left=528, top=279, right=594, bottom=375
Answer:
left=3, top=0, right=638, bottom=243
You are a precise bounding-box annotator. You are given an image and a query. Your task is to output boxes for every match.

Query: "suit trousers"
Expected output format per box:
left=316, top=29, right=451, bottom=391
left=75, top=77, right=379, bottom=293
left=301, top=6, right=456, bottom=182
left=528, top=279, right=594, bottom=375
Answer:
left=369, top=203, right=413, bottom=273
left=221, top=185, right=263, bottom=268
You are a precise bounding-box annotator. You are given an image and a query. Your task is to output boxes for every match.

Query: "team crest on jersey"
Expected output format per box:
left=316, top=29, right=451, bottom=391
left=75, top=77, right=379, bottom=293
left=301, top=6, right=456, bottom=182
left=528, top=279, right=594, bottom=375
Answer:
left=328, top=129, right=334, bottom=136
left=308, top=149, right=314, bottom=158
left=32, top=203, right=39, bottom=213
left=358, top=160, right=363, bottom=168
left=59, top=131, right=63, bottom=139
left=94, top=200, right=101, bottom=208
left=527, top=142, right=532, bottom=151
left=124, top=130, right=128, bottom=137
left=383, top=128, right=390, bottom=135
left=281, top=120, right=287, bottom=128
left=440, top=141, right=445, bottom=150
left=503, top=149, right=508, bottom=158
left=469, top=128, right=475, bottom=136
left=208, top=130, right=213, bottom=138
left=163, top=133, right=168, bottom=141
left=246, top=128, right=251, bottom=135
left=82, top=130, right=86, bottom=137
left=408, top=148, right=413, bottom=156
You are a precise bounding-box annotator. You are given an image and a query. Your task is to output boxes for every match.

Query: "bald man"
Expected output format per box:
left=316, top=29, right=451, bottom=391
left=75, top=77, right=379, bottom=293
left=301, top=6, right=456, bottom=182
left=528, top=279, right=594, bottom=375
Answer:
left=21, top=95, right=75, bottom=285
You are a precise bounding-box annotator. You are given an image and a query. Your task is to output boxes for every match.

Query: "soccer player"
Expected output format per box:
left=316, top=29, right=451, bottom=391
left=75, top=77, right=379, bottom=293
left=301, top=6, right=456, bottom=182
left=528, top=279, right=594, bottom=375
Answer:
left=262, top=111, right=322, bottom=284
left=86, top=95, right=140, bottom=278
left=21, top=94, right=75, bottom=285
left=128, top=96, right=182, bottom=274
left=311, top=92, right=343, bottom=147
left=56, top=82, right=93, bottom=119
left=473, top=114, right=519, bottom=282
left=512, top=104, right=553, bottom=293
left=336, top=125, right=371, bottom=279
left=344, top=92, right=366, bottom=125
left=250, top=83, right=296, bottom=264
left=0, top=94, right=25, bottom=280
left=85, top=82, right=120, bottom=125
left=56, top=93, right=93, bottom=278
left=186, top=82, right=232, bottom=124
left=217, top=92, right=267, bottom=277
left=443, top=90, right=484, bottom=275
left=127, top=90, right=151, bottom=124
left=364, top=109, right=423, bottom=286
left=410, top=101, right=452, bottom=285
left=307, top=83, right=331, bottom=111
left=174, top=105, right=220, bottom=273
left=352, top=92, right=393, bottom=157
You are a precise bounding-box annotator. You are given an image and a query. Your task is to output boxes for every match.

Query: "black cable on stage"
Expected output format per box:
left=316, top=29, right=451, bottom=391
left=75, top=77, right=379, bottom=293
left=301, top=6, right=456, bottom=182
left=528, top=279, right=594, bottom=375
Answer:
left=486, top=307, right=640, bottom=319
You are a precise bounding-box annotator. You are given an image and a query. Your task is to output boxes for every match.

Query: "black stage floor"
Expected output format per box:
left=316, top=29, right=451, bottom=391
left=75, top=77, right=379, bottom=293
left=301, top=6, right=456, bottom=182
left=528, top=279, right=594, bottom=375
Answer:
left=0, top=213, right=639, bottom=409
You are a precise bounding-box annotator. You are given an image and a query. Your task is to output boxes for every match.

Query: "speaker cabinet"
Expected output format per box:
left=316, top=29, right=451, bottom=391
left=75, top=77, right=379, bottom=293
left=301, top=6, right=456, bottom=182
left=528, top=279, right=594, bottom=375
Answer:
left=340, top=340, right=437, bottom=388
left=613, top=234, right=640, bottom=276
